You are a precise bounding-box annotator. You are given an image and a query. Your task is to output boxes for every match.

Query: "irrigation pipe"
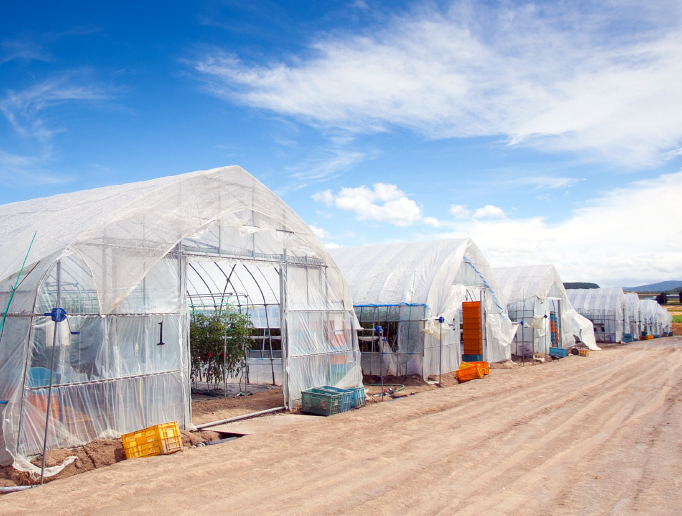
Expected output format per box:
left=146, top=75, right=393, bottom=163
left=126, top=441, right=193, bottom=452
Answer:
left=194, top=406, right=285, bottom=430
left=0, top=486, right=35, bottom=494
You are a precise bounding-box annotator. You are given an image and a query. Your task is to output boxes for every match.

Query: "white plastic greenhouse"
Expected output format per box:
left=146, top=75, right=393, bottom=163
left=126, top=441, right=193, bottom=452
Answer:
left=330, top=239, right=517, bottom=379
left=624, top=293, right=641, bottom=340
left=639, top=300, right=672, bottom=337
left=493, top=265, right=599, bottom=355
left=659, top=305, right=673, bottom=336
left=0, top=166, right=362, bottom=470
left=566, top=288, right=627, bottom=343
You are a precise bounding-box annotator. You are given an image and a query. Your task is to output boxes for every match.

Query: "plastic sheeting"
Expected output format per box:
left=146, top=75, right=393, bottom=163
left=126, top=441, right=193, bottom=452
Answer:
left=624, top=293, right=641, bottom=336
left=639, top=300, right=672, bottom=336
left=566, top=288, right=627, bottom=343
left=0, top=166, right=362, bottom=468
left=494, top=265, right=579, bottom=352
left=331, top=239, right=515, bottom=371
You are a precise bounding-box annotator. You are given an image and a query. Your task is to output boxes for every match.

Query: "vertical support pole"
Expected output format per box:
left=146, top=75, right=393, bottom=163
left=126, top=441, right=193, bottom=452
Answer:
left=279, top=252, right=289, bottom=410
left=439, top=321, right=443, bottom=388
left=40, top=260, right=61, bottom=485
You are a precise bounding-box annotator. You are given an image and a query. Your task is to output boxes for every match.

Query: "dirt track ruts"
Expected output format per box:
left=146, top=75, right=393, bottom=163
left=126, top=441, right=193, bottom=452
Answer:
left=1, top=338, right=681, bottom=515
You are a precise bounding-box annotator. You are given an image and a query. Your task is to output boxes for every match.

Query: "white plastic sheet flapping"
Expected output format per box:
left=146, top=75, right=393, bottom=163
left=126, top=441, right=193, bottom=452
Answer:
left=0, top=166, right=362, bottom=467
left=494, top=264, right=577, bottom=350
left=331, top=239, right=515, bottom=366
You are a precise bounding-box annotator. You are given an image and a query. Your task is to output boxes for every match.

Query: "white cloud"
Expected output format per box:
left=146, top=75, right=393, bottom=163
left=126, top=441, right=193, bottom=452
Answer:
left=449, top=204, right=471, bottom=218
left=435, top=169, right=682, bottom=286
left=423, top=216, right=441, bottom=227
left=313, top=182, right=423, bottom=226
left=309, top=224, right=330, bottom=239
left=312, top=190, right=335, bottom=206
left=193, top=2, right=682, bottom=166
left=325, top=242, right=341, bottom=249
left=472, top=205, right=506, bottom=219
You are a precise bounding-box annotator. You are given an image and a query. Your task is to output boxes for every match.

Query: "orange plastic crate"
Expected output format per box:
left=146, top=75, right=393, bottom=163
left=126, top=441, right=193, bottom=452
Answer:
left=457, top=364, right=484, bottom=382
left=121, top=421, right=182, bottom=459
left=578, top=349, right=590, bottom=357
left=465, top=361, right=489, bottom=375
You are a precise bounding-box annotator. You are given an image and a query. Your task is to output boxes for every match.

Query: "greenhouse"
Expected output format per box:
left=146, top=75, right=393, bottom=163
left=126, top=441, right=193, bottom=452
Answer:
left=659, top=305, right=673, bottom=336
left=493, top=265, right=599, bottom=356
left=566, top=288, right=627, bottom=343
left=639, top=300, right=672, bottom=338
left=0, top=166, right=362, bottom=470
left=330, top=239, right=517, bottom=380
left=624, top=293, right=641, bottom=341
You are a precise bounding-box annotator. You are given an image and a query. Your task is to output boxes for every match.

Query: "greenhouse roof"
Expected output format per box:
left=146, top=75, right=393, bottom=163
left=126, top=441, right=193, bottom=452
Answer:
left=566, top=287, right=626, bottom=315
left=493, top=264, right=570, bottom=304
left=0, top=166, right=334, bottom=313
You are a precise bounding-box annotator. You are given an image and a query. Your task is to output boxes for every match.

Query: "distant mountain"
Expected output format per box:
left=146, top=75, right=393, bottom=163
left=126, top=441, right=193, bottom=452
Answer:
left=564, top=282, right=600, bottom=289
left=622, top=280, right=682, bottom=292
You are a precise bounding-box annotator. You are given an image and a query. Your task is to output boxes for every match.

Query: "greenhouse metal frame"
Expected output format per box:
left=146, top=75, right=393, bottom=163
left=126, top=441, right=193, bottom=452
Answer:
left=0, top=166, right=362, bottom=471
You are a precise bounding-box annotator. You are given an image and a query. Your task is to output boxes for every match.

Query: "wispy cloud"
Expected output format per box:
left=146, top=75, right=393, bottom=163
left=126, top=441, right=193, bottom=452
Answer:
left=504, top=176, right=581, bottom=190
left=192, top=1, right=682, bottom=166
left=287, top=148, right=365, bottom=183
left=0, top=149, right=73, bottom=185
left=0, top=73, right=110, bottom=183
left=0, top=73, right=108, bottom=141
left=0, top=40, right=52, bottom=64
left=431, top=169, right=682, bottom=286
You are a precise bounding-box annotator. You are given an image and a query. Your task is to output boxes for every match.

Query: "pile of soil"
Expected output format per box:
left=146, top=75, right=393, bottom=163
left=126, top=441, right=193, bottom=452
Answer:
left=0, top=430, right=226, bottom=488
left=0, top=439, right=126, bottom=487
left=363, top=375, right=436, bottom=402
left=192, top=387, right=283, bottom=425
left=179, top=430, right=222, bottom=447
left=362, top=374, right=431, bottom=387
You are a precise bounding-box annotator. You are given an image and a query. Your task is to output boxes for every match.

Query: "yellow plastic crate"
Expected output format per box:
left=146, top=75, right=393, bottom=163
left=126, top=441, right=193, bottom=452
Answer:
left=122, top=421, right=182, bottom=459
left=578, top=349, right=590, bottom=357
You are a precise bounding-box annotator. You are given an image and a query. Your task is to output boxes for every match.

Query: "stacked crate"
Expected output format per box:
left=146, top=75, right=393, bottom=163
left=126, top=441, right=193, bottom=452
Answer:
left=462, top=301, right=482, bottom=362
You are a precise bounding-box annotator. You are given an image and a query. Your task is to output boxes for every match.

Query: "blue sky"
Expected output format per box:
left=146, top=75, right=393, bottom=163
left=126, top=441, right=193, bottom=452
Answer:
left=2, top=0, right=682, bottom=286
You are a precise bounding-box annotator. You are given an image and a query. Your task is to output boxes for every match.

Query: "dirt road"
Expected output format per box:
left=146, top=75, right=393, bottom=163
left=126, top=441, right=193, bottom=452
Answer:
left=2, top=339, right=681, bottom=515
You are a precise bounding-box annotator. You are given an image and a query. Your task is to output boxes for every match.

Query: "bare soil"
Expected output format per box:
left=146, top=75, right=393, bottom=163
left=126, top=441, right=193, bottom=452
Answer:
left=191, top=387, right=284, bottom=425
left=3, top=338, right=682, bottom=515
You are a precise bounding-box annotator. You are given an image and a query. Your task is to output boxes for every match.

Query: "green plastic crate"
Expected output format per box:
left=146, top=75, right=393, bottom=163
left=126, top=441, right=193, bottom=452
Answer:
left=301, top=388, right=343, bottom=416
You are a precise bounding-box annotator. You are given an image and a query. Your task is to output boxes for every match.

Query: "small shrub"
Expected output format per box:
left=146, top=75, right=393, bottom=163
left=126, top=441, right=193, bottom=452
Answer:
left=190, top=310, right=253, bottom=388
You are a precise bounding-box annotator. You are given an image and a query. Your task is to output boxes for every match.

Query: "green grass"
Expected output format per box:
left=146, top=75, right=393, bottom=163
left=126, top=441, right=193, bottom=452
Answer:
left=673, top=315, right=682, bottom=323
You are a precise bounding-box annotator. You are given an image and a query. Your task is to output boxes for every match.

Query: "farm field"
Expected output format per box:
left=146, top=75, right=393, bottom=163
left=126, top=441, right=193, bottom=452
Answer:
left=1, top=338, right=681, bottom=515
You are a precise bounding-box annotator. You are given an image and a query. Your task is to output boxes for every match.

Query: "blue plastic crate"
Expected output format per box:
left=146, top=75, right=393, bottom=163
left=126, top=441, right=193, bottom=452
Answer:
left=623, top=333, right=633, bottom=343
left=549, top=347, right=569, bottom=358
left=654, top=334, right=661, bottom=339
left=316, top=386, right=354, bottom=412
left=462, top=354, right=483, bottom=362
left=352, top=386, right=366, bottom=408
